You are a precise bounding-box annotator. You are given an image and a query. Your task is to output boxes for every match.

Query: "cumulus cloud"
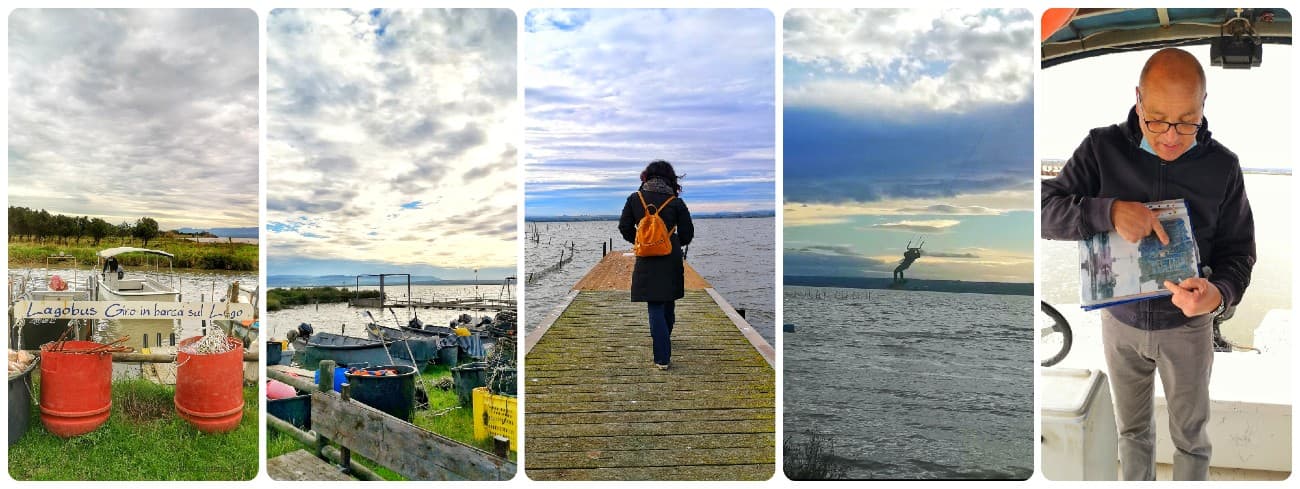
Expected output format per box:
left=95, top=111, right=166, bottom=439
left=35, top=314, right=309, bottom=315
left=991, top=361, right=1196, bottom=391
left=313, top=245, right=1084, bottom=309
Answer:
left=784, top=8, right=1034, bottom=115
left=267, top=9, right=517, bottom=274
left=870, top=219, right=961, bottom=233
left=524, top=9, right=775, bottom=216
left=7, top=9, right=258, bottom=229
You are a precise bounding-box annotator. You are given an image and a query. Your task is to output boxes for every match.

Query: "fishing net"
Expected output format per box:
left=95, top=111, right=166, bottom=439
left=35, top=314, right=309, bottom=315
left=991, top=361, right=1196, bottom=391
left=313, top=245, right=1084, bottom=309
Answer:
left=181, top=327, right=235, bottom=355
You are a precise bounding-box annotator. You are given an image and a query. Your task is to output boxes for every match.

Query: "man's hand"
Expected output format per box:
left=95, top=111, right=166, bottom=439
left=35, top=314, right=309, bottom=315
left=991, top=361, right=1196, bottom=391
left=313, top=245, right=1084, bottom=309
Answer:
left=1163, top=278, right=1223, bottom=317
left=1112, top=200, right=1170, bottom=244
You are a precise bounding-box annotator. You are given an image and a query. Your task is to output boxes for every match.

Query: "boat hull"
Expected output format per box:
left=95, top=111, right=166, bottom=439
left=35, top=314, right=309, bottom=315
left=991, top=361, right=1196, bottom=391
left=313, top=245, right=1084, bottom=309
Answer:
left=300, top=332, right=419, bottom=371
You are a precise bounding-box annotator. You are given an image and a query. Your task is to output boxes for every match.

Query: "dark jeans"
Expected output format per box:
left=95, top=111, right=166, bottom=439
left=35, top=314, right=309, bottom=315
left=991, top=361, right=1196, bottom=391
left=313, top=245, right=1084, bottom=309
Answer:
left=647, top=301, right=676, bottom=365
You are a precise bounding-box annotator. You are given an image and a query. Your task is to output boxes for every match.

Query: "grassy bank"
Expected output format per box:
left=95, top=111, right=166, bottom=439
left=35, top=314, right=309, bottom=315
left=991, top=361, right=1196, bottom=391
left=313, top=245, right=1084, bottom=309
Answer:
left=266, top=365, right=514, bottom=480
left=9, top=377, right=259, bottom=481
left=266, top=287, right=382, bottom=312
left=8, top=237, right=258, bottom=271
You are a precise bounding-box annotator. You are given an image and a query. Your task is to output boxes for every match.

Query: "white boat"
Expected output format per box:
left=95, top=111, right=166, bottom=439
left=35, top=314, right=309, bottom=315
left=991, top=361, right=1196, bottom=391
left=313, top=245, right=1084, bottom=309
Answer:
left=91, top=247, right=182, bottom=350
left=9, top=254, right=93, bottom=348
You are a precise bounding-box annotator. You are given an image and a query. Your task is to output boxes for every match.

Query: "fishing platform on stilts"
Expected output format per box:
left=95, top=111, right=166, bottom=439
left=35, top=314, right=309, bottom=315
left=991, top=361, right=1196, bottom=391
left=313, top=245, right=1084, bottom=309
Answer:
left=524, top=251, right=775, bottom=480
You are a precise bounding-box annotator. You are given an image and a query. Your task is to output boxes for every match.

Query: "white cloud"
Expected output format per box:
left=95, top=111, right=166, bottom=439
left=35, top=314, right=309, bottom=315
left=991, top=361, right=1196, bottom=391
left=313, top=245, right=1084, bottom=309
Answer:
left=267, top=9, right=517, bottom=270
left=8, top=9, right=258, bottom=229
left=784, top=8, right=1033, bottom=115
left=524, top=9, right=775, bottom=214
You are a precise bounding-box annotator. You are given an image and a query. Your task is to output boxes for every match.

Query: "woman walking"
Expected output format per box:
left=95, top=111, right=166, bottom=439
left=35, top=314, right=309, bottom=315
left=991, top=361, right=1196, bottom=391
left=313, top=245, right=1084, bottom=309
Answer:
left=619, top=160, right=694, bottom=370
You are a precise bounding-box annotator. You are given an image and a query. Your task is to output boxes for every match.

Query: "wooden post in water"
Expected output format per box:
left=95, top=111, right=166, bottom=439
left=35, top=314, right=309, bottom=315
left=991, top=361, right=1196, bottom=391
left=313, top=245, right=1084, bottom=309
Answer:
left=316, top=360, right=336, bottom=461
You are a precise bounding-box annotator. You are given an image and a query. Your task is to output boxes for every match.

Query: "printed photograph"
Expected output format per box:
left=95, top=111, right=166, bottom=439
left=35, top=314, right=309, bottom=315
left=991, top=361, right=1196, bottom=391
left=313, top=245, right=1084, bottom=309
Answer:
left=262, top=9, right=517, bottom=480
left=522, top=9, right=776, bottom=481
left=7, top=9, right=259, bottom=480
left=1038, top=8, right=1292, bottom=481
left=781, top=8, right=1035, bottom=480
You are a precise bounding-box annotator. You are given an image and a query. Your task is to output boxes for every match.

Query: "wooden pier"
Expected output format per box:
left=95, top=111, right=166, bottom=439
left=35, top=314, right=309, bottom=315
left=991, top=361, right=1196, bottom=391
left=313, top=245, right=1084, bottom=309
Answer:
left=524, top=252, right=775, bottom=480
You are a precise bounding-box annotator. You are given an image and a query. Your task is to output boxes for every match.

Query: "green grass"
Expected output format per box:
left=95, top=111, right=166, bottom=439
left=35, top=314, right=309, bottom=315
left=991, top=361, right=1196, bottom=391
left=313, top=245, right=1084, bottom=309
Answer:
left=8, top=237, right=258, bottom=271
left=9, top=376, right=259, bottom=481
left=265, top=365, right=515, bottom=480
left=266, top=287, right=382, bottom=312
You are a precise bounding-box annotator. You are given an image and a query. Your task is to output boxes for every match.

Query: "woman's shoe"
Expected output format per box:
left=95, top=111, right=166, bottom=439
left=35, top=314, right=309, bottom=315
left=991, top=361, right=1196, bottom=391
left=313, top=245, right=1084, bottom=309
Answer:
left=655, top=363, right=670, bottom=370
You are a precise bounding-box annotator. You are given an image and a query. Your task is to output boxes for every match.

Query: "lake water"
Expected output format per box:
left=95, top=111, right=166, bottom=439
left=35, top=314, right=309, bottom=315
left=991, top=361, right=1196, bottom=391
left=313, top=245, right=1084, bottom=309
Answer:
left=783, top=286, right=1033, bottom=480
left=265, top=284, right=516, bottom=341
left=9, top=267, right=258, bottom=341
left=524, top=217, right=776, bottom=343
left=1040, top=174, right=1292, bottom=343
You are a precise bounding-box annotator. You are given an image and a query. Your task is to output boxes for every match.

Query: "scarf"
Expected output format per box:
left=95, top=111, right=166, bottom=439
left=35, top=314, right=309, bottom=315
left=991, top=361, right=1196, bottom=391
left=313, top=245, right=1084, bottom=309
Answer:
left=640, top=177, right=675, bottom=195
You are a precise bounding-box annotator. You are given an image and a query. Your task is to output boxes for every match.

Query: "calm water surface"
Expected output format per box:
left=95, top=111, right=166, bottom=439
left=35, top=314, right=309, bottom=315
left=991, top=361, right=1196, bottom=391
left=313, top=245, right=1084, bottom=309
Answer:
left=784, top=286, right=1033, bottom=479
left=524, top=217, right=775, bottom=343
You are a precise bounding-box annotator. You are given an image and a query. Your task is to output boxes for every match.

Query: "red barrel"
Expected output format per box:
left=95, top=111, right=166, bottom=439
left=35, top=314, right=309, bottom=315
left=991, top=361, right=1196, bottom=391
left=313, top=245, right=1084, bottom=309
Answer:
left=39, top=341, right=113, bottom=438
left=175, top=336, right=245, bottom=433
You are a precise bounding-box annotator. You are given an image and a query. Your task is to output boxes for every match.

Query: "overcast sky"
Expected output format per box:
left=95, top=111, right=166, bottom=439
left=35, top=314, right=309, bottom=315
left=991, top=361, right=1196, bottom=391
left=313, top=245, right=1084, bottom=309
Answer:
left=266, top=9, right=516, bottom=279
left=7, top=9, right=258, bottom=230
left=783, top=9, right=1035, bottom=283
left=524, top=9, right=775, bottom=217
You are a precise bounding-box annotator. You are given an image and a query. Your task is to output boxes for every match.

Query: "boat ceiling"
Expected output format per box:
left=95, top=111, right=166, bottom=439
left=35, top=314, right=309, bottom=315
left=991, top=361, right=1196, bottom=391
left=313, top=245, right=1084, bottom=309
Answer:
left=1043, top=8, right=1292, bottom=68
left=97, top=247, right=175, bottom=259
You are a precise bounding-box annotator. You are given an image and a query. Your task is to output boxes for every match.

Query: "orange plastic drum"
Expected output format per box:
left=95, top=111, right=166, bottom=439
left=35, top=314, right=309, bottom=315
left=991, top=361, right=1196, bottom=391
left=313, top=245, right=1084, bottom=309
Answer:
left=39, top=341, right=113, bottom=438
left=174, top=336, right=245, bottom=433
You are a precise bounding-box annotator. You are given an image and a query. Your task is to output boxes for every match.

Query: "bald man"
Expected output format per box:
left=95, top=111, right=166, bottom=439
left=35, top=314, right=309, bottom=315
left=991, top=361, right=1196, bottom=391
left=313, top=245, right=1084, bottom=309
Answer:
left=1042, top=48, right=1256, bottom=480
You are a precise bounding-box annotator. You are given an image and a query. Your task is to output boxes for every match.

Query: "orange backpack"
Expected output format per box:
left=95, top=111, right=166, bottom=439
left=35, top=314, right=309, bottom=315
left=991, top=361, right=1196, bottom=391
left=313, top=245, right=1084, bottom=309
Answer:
left=634, top=191, right=677, bottom=257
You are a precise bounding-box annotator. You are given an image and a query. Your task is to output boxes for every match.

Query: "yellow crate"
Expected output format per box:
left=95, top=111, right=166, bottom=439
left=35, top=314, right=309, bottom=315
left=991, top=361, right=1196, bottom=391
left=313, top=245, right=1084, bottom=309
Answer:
left=471, top=387, right=517, bottom=452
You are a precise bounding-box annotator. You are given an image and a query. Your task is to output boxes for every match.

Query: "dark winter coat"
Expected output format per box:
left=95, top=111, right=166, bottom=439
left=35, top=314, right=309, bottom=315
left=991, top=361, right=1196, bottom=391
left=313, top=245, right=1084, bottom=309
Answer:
left=1041, top=107, right=1255, bottom=330
left=618, top=189, right=695, bottom=303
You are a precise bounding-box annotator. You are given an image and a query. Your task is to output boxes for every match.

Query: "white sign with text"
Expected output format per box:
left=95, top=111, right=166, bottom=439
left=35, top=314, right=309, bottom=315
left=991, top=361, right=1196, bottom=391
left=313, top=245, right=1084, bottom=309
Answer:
left=13, top=301, right=255, bottom=321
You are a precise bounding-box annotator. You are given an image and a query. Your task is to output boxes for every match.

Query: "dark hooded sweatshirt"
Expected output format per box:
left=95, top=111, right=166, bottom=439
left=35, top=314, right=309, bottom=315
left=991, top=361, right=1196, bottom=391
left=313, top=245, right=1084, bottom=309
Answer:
left=1041, top=107, right=1255, bottom=330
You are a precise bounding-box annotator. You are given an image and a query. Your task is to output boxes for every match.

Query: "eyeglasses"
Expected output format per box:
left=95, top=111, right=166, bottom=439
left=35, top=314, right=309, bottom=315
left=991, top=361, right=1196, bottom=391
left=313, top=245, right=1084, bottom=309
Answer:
left=1137, top=94, right=1203, bottom=136
left=1141, top=118, right=1203, bottom=136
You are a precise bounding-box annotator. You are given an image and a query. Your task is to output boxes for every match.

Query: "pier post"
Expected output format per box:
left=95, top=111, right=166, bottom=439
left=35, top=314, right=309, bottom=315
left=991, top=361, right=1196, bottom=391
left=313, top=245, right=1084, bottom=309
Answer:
left=316, top=360, right=336, bottom=461
left=338, top=382, right=353, bottom=473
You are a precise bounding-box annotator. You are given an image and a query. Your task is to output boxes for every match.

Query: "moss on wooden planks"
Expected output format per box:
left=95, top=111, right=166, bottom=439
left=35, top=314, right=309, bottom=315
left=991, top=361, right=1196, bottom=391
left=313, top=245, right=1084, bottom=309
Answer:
left=526, top=289, right=774, bottom=480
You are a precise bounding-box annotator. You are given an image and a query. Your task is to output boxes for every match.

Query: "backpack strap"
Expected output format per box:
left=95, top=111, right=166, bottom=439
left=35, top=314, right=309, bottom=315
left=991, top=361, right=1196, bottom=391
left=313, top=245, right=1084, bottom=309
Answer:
left=653, top=195, right=675, bottom=216
left=637, top=192, right=675, bottom=216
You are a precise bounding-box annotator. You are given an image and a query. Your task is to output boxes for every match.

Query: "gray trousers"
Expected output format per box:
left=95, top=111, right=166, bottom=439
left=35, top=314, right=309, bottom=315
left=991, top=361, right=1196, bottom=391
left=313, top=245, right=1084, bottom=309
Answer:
left=1101, top=310, right=1213, bottom=481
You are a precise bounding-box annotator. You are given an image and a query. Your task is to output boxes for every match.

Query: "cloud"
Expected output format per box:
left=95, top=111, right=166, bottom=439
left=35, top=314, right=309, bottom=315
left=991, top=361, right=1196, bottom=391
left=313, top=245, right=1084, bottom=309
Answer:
left=894, top=204, right=1001, bottom=215
left=870, top=219, right=961, bottom=233
left=783, top=189, right=1032, bottom=227
left=7, top=9, right=259, bottom=229
left=524, top=9, right=775, bottom=216
left=925, top=251, right=980, bottom=258
left=784, top=9, right=1034, bottom=115
left=783, top=245, right=893, bottom=277
left=267, top=9, right=517, bottom=273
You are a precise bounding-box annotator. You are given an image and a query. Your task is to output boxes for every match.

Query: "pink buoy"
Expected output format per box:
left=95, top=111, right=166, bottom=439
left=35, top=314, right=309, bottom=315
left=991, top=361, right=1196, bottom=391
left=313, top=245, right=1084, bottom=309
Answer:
left=266, top=379, right=296, bottom=400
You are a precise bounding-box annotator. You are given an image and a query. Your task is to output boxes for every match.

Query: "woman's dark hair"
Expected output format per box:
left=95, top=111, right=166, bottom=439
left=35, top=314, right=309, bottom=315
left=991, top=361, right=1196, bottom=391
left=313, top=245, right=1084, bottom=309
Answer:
left=640, top=159, right=682, bottom=194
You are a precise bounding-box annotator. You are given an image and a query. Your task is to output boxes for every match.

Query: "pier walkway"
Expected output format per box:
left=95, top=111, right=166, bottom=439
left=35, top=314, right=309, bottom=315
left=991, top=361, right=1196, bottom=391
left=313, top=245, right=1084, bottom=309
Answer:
left=524, top=252, right=774, bottom=480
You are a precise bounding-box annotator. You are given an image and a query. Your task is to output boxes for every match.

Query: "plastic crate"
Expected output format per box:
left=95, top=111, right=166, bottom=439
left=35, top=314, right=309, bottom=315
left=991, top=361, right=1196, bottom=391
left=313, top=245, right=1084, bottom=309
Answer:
left=471, top=386, right=517, bottom=452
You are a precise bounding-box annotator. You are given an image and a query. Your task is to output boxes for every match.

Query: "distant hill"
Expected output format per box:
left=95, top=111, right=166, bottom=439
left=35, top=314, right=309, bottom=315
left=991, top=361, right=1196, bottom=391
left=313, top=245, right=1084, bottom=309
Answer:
left=785, top=275, right=1032, bottom=296
left=176, top=227, right=259, bottom=238
left=527, top=210, right=775, bottom=222
left=268, top=274, right=510, bottom=288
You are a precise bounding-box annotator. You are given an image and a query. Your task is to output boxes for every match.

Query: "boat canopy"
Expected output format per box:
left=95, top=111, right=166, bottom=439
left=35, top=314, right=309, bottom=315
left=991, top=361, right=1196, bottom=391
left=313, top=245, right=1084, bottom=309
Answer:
left=97, top=247, right=175, bottom=259
left=1043, top=8, right=1292, bottom=68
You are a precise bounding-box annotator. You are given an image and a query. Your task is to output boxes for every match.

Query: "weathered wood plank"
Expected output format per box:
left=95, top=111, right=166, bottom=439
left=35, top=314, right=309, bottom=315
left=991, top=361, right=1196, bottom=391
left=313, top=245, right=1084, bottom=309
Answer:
left=267, top=449, right=356, bottom=481
left=528, top=397, right=774, bottom=414
left=529, top=407, right=773, bottom=425
left=527, top=433, right=776, bottom=452
left=527, top=464, right=774, bottom=481
left=310, top=391, right=515, bottom=480
left=526, top=419, right=774, bottom=438
left=527, top=380, right=773, bottom=395
left=526, top=266, right=774, bottom=480
left=527, top=446, right=776, bottom=469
